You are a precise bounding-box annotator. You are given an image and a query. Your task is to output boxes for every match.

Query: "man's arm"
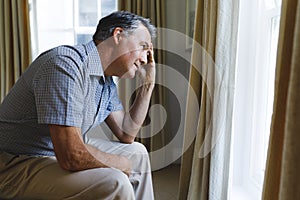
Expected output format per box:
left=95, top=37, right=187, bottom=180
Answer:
left=49, top=125, right=131, bottom=175
left=105, top=49, right=155, bottom=143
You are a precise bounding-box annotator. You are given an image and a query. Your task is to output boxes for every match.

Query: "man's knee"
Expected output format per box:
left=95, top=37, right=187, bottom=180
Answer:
left=108, top=169, right=135, bottom=199
left=76, top=168, right=134, bottom=200
left=127, top=142, right=148, bottom=154
left=124, top=142, right=151, bottom=174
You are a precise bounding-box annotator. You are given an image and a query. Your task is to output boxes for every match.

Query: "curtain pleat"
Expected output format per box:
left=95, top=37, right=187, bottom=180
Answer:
left=0, top=0, right=31, bottom=102
left=178, top=1, right=216, bottom=198
left=262, top=0, right=300, bottom=199
left=178, top=0, right=239, bottom=199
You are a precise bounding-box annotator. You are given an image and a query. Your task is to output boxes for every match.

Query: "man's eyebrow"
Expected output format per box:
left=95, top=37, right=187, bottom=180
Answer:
left=141, top=42, right=150, bottom=50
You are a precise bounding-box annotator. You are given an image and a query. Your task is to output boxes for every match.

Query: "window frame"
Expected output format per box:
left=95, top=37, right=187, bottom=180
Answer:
left=231, top=0, right=281, bottom=199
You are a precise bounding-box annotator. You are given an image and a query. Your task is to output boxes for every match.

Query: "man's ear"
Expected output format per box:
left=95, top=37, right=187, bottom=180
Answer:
left=113, top=27, right=124, bottom=45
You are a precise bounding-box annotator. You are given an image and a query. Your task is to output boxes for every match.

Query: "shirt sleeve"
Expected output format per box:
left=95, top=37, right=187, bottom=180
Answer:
left=33, top=54, right=85, bottom=127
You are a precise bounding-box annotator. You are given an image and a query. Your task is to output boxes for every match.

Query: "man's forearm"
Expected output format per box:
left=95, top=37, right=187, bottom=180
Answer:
left=50, top=125, right=131, bottom=175
left=122, top=82, right=154, bottom=136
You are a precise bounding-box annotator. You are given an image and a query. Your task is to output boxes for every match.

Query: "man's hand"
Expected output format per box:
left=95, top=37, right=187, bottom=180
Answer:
left=116, top=155, right=132, bottom=176
left=136, top=44, right=155, bottom=87
left=85, top=144, right=132, bottom=177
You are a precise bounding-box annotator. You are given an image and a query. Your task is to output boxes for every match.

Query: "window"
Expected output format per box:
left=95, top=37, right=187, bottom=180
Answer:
left=231, top=0, right=281, bottom=199
left=29, top=0, right=117, bottom=59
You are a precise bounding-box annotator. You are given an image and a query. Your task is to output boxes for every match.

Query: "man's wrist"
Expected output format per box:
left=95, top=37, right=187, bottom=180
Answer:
left=137, top=82, right=154, bottom=97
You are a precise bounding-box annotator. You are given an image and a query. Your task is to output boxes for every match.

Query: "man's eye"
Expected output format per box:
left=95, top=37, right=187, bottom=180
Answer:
left=141, top=45, right=148, bottom=50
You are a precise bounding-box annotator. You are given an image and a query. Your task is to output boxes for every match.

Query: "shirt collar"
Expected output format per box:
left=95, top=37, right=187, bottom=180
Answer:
left=84, top=40, right=105, bottom=79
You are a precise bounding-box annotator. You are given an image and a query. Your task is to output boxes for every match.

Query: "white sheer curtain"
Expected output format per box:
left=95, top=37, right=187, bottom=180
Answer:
left=209, top=0, right=239, bottom=198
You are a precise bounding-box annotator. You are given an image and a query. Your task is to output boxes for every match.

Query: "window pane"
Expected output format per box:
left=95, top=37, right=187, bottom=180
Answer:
left=76, top=34, right=93, bottom=44
left=264, top=0, right=282, bottom=9
left=78, top=0, right=98, bottom=26
left=34, top=0, right=74, bottom=55
left=30, top=0, right=117, bottom=58
left=263, top=15, right=280, bottom=160
left=101, top=0, right=117, bottom=17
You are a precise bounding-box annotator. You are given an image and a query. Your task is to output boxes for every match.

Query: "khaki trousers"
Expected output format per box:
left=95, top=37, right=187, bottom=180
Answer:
left=0, top=138, right=154, bottom=200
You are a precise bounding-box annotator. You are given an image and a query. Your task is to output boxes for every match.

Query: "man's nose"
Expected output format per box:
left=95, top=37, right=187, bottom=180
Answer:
left=140, top=51, right=148, bottom=65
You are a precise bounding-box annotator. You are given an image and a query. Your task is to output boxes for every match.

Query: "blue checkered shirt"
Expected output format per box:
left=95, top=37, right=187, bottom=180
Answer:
left=0, top=41, right=123, bottom=156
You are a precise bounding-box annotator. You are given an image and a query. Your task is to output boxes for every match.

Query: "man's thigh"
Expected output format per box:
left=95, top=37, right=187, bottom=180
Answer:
left=0, top=151, right=134, bottom=200
left=86, top=138, right=151, bottom=172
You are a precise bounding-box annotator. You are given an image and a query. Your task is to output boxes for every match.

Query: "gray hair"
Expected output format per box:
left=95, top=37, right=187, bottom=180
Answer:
left=93, top=11, right=157, bottom=41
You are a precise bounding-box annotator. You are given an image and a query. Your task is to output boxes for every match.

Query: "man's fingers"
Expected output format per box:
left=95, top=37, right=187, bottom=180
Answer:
left=147, top=49, right=154, bottom=64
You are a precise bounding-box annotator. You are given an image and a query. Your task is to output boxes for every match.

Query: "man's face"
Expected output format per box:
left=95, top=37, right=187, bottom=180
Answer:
left=111, top=24, right=152, bottom=78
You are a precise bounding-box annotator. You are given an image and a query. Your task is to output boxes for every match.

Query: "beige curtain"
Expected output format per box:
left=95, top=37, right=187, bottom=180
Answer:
left=262, top=0, right=300, bottom=199
left=0, top=0, right=31, bottom=102
left=178, top=0, right=239, bottom=199
left=118, top=0, right=168, bottom=169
